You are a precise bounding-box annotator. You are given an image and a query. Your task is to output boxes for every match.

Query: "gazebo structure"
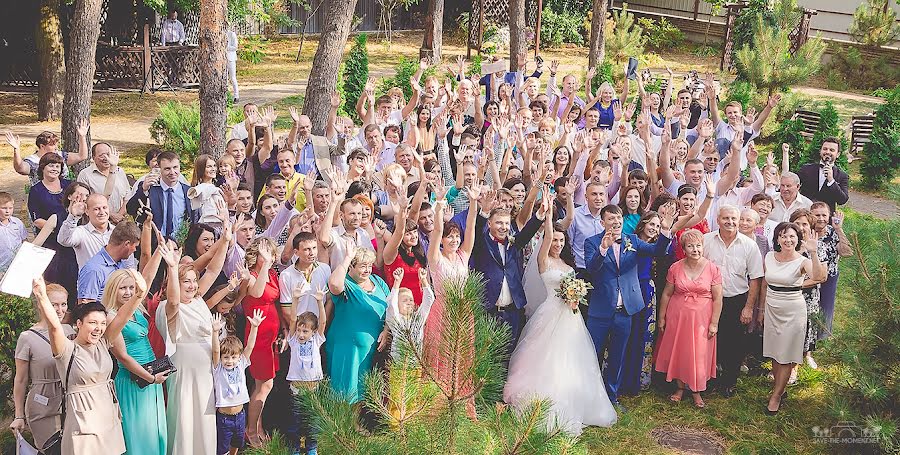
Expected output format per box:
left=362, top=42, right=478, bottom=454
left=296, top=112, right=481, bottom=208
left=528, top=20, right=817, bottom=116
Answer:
left=1, top=0, right=201, bottom=92
left=466, top=0, right=544, bottom=58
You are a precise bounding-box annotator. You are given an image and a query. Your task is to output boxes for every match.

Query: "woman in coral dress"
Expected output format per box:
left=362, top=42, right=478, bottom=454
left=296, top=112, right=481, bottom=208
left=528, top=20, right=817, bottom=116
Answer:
left=655, top=229, right=723, bottom=408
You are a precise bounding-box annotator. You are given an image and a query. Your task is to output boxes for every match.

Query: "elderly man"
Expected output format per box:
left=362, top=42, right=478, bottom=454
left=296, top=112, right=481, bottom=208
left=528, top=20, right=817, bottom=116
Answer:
left=77, top=221, right=141, bottom=302
left=58, top=193, right=114, bottom=268
left=77, top=142, right=132, bottom=224
left=770, top=172, right=813, bottom=223
left=702, top=205, right=764, bottom=398
left=287, top=109, right=346, bottom=183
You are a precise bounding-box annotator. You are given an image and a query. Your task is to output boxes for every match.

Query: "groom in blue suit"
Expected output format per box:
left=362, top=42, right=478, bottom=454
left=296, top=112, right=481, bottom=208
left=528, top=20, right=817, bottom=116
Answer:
left=473, top=206, right=544, bottom=348
left=585, top=204, right=673, bottom=406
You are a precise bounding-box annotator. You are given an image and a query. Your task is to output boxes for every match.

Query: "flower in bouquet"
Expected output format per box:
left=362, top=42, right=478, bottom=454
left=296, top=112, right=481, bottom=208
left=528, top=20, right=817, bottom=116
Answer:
left=555, top=272, right=593, bottom=314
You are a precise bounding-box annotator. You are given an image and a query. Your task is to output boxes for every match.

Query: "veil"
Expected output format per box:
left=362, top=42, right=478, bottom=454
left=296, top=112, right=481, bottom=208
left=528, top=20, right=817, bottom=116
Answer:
left=523, top=235, right=548, bottom=318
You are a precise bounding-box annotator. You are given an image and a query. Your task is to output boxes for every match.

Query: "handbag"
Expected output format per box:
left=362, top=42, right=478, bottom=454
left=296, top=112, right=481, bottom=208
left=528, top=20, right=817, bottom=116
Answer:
left=132, top=355, right=177, bottom=388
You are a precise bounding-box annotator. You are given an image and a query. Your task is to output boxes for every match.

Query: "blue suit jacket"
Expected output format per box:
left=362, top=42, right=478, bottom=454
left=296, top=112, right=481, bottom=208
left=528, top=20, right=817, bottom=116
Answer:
left=584, top=231, right=670, bottom=318
left=471, top=214, right=543, bottom=311
left=127, top=182, right=197, bottom=236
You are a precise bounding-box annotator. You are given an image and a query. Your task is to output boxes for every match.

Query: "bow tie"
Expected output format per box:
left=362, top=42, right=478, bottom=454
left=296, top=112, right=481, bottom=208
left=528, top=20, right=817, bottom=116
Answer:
left=493, top=236, right=507, bottom=245
left=615, top=239, right=623, bottom=244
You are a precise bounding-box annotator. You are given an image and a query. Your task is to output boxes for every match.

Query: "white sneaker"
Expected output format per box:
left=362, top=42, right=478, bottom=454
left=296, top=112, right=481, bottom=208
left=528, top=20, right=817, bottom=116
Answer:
left=805, top=354, right=818, bottom=370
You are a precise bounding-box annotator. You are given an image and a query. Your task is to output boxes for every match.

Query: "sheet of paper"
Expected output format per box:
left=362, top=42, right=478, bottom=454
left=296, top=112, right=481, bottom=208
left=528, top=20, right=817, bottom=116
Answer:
left=482, top=60, right=509, bottom=76
left=0, top=242, right=56, bottom=298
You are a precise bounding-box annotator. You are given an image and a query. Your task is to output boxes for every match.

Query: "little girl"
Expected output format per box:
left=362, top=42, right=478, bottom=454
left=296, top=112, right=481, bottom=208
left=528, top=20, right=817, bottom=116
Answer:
left=386, top=268, right=435, bottom=361
left=286, top=284, right=328, bottom=455
left=208, top=273, right=244, bottom=339
left=211, top=309, right=265, bottom=455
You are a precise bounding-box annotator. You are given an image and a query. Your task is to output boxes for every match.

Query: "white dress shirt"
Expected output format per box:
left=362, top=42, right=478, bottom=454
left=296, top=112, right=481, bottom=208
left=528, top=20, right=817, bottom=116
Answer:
left=160, top=19, right=186, bottom=45
left=57, top=216, right=113, bottom=268
left=702, top=231, right=764, bottom=297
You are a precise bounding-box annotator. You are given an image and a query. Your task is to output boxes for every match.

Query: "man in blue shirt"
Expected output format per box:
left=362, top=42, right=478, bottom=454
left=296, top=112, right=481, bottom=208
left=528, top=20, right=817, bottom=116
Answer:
left=77, top=221, right=141, bottom=303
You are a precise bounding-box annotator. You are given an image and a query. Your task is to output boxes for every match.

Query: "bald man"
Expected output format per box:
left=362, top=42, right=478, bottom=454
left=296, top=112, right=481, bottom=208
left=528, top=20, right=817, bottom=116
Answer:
left=58, top=193, right=115, bottom=268
left=287, top=111, right=346, bottom=183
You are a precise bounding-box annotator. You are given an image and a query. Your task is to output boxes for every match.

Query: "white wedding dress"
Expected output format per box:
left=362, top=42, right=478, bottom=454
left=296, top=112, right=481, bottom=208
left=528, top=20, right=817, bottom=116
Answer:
left=503, top=268, right=617, bottom=435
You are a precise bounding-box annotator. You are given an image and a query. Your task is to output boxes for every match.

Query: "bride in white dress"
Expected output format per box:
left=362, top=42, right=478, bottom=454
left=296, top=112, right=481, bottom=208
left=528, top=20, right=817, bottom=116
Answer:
left=503, top=194, right=617, bottom=435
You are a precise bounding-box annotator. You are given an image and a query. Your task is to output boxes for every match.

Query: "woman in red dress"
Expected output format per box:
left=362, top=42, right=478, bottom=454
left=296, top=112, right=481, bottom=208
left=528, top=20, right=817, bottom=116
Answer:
left=240, top=237, right=281, bottom=445
left=383, top=205, right=427, bottom=306
left=671, top=180, right=714, bottom=260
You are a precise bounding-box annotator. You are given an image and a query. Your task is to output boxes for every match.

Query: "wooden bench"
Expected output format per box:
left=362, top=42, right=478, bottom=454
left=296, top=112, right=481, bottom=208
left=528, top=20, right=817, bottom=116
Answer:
left=850, top=114, right=876, bottom=156
left=792, top=109, right=821, bottom=139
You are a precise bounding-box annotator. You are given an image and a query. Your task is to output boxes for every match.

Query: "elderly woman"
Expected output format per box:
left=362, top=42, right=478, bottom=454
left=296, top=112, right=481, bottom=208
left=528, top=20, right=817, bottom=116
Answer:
left=655, top=229, right=723, bottom=409
left=11, top=283, right=74, bottom=454
left=239, top=237, right=282, bottom=444
left=31, top=271, right=147, bottom=455
left=758, top=222, right=825, bottom=414
left=326, top=245, right=390, bottom=403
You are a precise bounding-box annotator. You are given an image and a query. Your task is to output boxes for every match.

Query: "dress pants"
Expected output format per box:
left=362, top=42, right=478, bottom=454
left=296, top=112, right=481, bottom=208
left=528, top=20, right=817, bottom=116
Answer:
left=587, top=309, right=632, bottom=404
left=717, top=292, right=749, bottom=390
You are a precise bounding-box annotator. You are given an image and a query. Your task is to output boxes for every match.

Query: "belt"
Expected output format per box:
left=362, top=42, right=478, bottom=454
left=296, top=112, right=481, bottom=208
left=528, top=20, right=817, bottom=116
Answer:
left=768, top=285, right=802, bottom=292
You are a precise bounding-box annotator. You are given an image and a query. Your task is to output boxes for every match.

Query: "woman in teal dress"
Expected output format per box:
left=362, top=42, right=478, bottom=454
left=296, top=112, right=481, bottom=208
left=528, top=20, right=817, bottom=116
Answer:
left=326, top=245, right=390, bottom=403
left=103, top=270, right=169, bottom=455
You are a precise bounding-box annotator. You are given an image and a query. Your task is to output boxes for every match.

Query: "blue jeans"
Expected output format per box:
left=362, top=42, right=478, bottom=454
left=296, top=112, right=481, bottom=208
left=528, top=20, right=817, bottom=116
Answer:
left=286, top=383, right=318, bottom=453
left=586, top=310, right=633, bottom=404
left=216, top=408, right=246, bottom=455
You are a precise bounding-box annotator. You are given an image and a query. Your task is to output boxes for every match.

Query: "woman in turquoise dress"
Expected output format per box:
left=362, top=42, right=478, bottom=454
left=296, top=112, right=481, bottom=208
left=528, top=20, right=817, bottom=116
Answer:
left=103, top=270, right=169, bottom=455
left=326, top=244, right=390, bottom=403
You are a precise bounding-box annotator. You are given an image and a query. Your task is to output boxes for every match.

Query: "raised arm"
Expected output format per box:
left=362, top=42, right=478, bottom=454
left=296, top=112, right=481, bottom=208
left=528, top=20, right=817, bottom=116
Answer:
left=704, top=73, right=721, bottom=126
left=68, top=119, right=90, bottom=166
left=327, top=238, right=355, bottom=295
left=536, top=193, right=554, bottom=274
left=32, top=214, right=58, bottom=247
left=427, top=185, right=449, bottom=265
left=242, top=309, right=266, bottom=358
left=5, top=132, right=30, bottom=175
left=31, top=278, right=68, bottom=356
left=105, top=270, right=149, bottom=343
left=382, top=197, right=408, bottom=266
left=460, top=184, right=481, bottom=256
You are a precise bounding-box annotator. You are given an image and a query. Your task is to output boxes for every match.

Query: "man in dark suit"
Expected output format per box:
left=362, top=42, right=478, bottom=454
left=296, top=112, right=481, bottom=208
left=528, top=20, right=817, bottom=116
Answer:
left=472, top=205, right=544, bottom=348
left=127, top=151, right=196, bottom=240
left=584, top=204, right=673, bottom=407
left=797, top=137, right=850, bottom=212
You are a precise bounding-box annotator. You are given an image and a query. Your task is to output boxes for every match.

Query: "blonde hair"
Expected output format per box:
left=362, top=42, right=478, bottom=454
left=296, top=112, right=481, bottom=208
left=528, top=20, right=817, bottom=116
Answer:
left=350, top=247, right=376, bottom=267
left=220, top=336, right=244, bottom=357
left=244, top=237, right=278, bottom=270
left=679, top=229, right=704, bottom=251
left=397, top=288, right=414, bottom=302
left=597, top=82, right=615, bottom=96
left=538, top=117, right=557, bottom=131
left=101, top=270, right=148, bottom=316
left=387, top=87, right=406, bottom=105
left=217, top=153, right=236, bottom=170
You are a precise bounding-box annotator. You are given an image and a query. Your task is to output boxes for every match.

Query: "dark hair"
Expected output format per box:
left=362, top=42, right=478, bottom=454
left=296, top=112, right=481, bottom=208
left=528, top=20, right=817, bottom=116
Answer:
left=62, top=182, right=91, bottom=209
left=617, top=184, right=647, bottom=217
left=650, top=192, right=676, bottom=212
left=773, top=221, right=803, bottom=252
left=684, top=158, right=703, bottom=169
left=635, top=211, right=661, bottom=242
left=292, top=231, right=317, bottom=250
left=529, top=100, right=547, bottom=113
left=144, top=147, right=163, bottom=166
left=810, top=201, right=830, bottom=213
left=600, top=204, right=622, bottom=218
left=442, top=221, right=462, bottom=238
left=158, top=151, right=179, bottom=164
left=296, top=311, right=319, bottom=330
left=415, top=105, right=432, bottom=129
left=483, top=100, right=500, bottom=116
left=677, top=184, right=698, bottom=198
left=503, top=178, right=526, bottom=191
left=399, top=218, right=428, bottom=268
left=750, top=192, right=774, bottom=207
left=90, top=142, right=112, bottom=158
left=72, top=301, right=107, bottom=323
left=384, top=124, right=402, bottom=137
left=789, top=208, right=813, bottom=225
left=552, top=222, right=576, bottom=269
left=266, top=173, right=286, bottom=187
left=184, top=223, right=218, bottom=259
left=37, top=152, right=64, bottom=180
left=552, top=146, right=571, bottom=176
left=822, top=136, right=840, bottom=149
left=255, top=194, right=278, bottom=229
left=36, top=131, right=58, bottom=147
left=109, top=221, right=141, bottom=246
left=346, top=180, right=371, bottom=200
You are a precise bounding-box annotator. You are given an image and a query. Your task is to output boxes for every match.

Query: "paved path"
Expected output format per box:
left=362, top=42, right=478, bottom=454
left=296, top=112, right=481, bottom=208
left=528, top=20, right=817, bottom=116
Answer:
left=846, top=190, right=899, bottom=220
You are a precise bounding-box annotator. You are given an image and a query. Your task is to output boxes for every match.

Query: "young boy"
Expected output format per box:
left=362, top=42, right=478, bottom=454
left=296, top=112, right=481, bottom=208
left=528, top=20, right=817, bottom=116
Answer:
left=211, top=309, right=265, bottom=455
left=286, top=284, right=328, bottom=455
left=0, top=191, right=27, bottom=271
left=386, top=268, right=435, bottom=362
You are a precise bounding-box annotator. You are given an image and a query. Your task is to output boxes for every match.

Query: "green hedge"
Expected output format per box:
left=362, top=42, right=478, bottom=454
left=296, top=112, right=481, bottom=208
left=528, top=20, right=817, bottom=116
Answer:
left=0, top=293, right=37, bottom=416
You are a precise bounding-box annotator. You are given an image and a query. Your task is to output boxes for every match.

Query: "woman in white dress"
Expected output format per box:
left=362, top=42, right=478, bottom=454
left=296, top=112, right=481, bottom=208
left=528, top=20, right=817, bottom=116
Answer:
left=155, top=227, right=229, bottom=455
left=504, top=194, right=617, bottom=435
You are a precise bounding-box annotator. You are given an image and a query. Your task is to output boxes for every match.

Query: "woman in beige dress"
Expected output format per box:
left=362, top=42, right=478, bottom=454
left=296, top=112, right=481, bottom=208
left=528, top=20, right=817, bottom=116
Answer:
left=30, top=270, right=148, bottom=455
left=758, top=221, right=825, bottom=415
left=156, top=227, right=228, bottom=455
left=11, top=283, right=74, bottom=454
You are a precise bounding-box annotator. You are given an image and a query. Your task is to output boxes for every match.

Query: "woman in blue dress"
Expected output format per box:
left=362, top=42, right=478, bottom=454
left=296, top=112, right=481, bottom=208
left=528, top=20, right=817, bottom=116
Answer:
left=103, top=269, right=169, bottom=455
left=325, top=244, right=390, bottom=403
left=620, top=211, right=663, bottom=395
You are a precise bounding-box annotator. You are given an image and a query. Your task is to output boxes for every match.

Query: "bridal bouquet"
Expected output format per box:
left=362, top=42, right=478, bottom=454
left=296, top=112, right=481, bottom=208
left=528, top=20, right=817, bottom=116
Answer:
left=555, top=272, right=593, bottom=314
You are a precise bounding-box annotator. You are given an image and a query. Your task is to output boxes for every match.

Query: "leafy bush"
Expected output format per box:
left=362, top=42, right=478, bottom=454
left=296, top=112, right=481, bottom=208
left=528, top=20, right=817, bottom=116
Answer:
left=0, top=293, right=37, bottom=415
left=377, top=57, right=438, bottom=102
left=827, top=214, right=900, bottom=452
left=540, top=9, right=586, bottom=47
left=150, top=101, right=243, bottom=163
left=849, top=0, right=899, bottom=48
left=825, top=46, right=900, bottom=92
left=341, top=33, right=369, bottom=124
left=691, top=45, right=719, bottom=57
left=604, top=3, right=647, bottom=65
left=860, top=85, right=900, bottom=189
left=238, top=35, right=267, bottom=65
left=544, top=0, right=591, bottom=14
left=638, top=17, right=684, bottom=51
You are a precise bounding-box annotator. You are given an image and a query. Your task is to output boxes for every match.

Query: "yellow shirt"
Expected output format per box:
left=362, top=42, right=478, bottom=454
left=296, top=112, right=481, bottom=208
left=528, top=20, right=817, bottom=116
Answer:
left=259, top=172, right=307, bottom=212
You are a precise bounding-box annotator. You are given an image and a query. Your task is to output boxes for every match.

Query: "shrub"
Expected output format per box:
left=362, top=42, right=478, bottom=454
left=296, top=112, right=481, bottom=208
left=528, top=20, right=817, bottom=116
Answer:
left=377, top=57, right=439, bottom=102
left=544, top=0, right=591, bottom=14
left=150, top=101, right=243, bottom=163
left=826, top=213, right=900, bottom=452
left=604, top=3, right=647, bottom=65
left=825, top=46, right=900, bottom=92
left=540, top=8, right=586, bottom=47
left=0, top=293, right=37, bottom=415
left=803, top=101, right=849, bottom=170
left=848, top=0, right=900, bottom=48
left=860, top=85, right=900, bottom=190
left=341, top=33, right=369, bottom=124
left=638, top=17, right=684, bottom=51
left=589, top=61, right=615, bottom=95
left=238, top=35, right=267, bottom=65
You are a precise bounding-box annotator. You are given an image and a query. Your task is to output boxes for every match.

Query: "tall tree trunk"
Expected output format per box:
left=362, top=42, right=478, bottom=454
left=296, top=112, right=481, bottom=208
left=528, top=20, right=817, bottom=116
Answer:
left=36, top=0, right=65, bottom=121
left=62, top=0, right=102, bottom=163
left=588, top=0, right=608, bottom=69
left=508, top=0, right=526, bottom=71
left=303, top=0, right=359, bottom=135
left=420, top=0, right=444, bottom=63
left=199, top=0, right=228, bottom=159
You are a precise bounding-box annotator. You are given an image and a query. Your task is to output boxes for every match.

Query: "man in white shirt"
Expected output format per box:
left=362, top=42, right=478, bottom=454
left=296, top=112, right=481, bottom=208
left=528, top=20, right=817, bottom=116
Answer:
left=230, top=103, right=259, bottom=142
left=160, top=10, right=186, bottom=45
left=702, top=205, right=764, bottom=398
left=57, top=193, right=114, bottom=268
left=279, top=232, right=331, bottom=321
left=77, top=143, right=132, bottom=224
left=317, top=183, right=374, bottom=267
left=226, top=27, right=239, bottom=101
left=770, top=172, right=813, bottom=223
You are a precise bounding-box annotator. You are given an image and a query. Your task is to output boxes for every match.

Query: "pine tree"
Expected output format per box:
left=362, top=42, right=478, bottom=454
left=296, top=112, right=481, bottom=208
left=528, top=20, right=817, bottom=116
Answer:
left=296, top=274, right=580, bottom=454
left=859, top=85, right=900, bottom=190
left=734, top=0, right=826, bottom=95
left=604, top=3, right=646, bottom=66
left=341, top=34, right=370, bottom=124
left=849, top=0, right=900, bottom=48
left=801, top=102, right=849, bottom=170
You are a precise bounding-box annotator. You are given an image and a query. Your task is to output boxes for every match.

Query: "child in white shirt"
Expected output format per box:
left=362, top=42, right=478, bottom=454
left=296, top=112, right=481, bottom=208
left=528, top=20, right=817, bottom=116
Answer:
left=0, top=192, right=27, bottom=271
left=286, top=284, right=328, bottom=455
left=211, top=309, right=265, bottom=455
left=386, top=268, right=435, bottom=362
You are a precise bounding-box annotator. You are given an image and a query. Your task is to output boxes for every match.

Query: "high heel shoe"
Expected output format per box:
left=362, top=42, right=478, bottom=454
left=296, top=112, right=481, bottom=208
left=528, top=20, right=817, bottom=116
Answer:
left=669, top=387, right=685, bottom=403
left=691, top=392, right=706, bottom=409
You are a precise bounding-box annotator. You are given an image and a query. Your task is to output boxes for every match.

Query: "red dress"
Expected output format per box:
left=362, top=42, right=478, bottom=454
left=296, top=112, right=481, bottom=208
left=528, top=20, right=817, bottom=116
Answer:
left=673, top=219, right=710, bottom=260
left=242, top=269, right=281, bottom=380
left=384, top=252, right=424, bottom=306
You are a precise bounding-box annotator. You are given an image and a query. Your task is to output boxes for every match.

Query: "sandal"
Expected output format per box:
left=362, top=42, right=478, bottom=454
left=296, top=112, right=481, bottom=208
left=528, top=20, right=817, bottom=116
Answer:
left=669, top=387, right=685, bottom=403
left=691, top=392, right=706, bottom=409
